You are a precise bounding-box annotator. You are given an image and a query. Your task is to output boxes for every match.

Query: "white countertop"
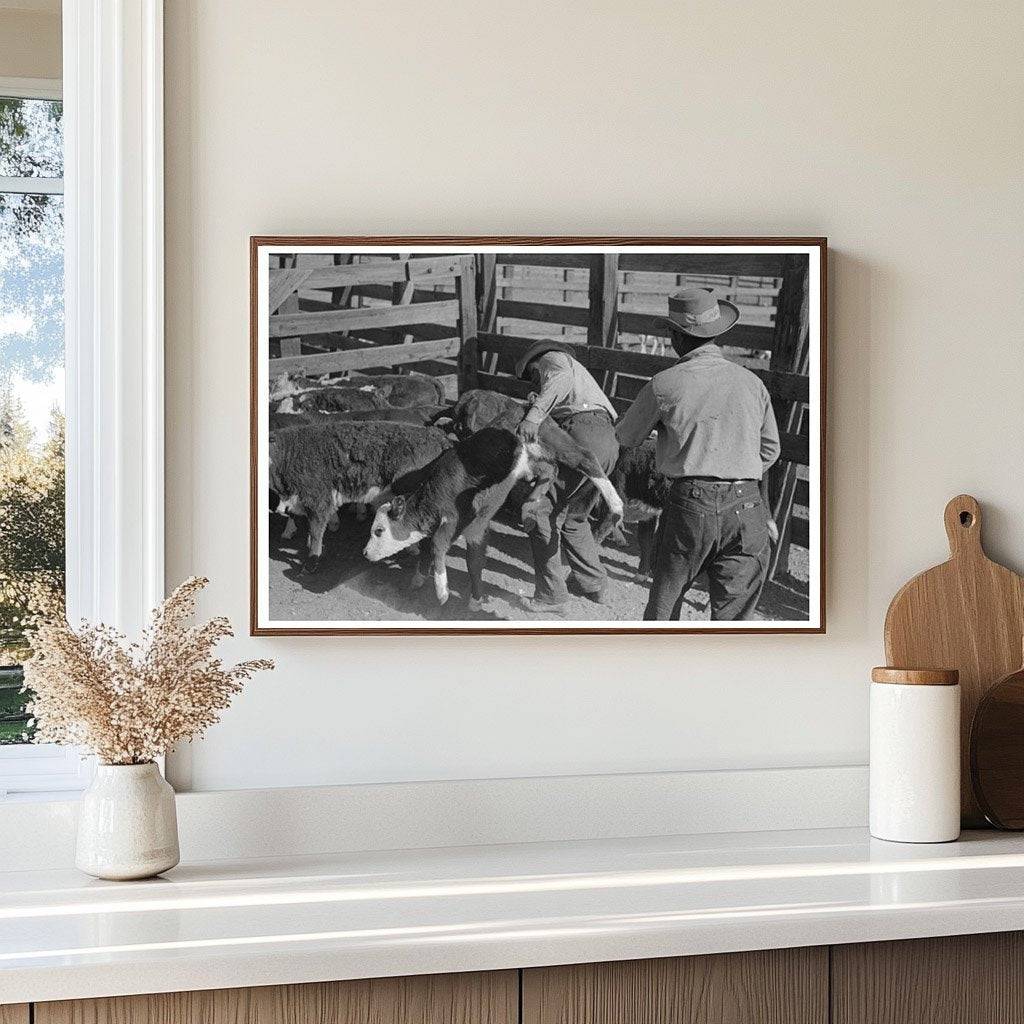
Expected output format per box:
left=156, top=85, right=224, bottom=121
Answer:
left=4, top=826, right=1024, bottom=1004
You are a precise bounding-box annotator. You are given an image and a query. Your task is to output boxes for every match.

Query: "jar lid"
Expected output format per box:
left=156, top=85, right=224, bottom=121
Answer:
left=871, top=667, right=959, bottom=686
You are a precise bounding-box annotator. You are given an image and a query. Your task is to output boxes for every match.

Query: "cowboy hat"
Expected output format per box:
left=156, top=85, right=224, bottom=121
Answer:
left=653, top=287, right=740, bottom=339
left=514, top=339, right=579, bottom=380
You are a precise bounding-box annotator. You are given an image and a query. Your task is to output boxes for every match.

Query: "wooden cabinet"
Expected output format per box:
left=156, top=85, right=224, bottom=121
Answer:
left=522, top=948, right=828, bottom=1024
left=832, top=932, right=1024, bottom=1024
left=34, top=971, right=517, bottom=1024
left=22, top=932, right=1024, bottom=1024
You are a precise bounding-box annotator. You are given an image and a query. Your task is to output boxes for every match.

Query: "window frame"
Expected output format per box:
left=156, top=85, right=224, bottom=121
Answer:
left=0, top=77, right=63, bottom=200
left=0, top=0, right=165, bottom=799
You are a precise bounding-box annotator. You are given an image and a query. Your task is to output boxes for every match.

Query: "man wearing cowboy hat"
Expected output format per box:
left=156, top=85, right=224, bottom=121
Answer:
left=513, top=339, right=619, bottom=610
left=616, top=288, right=781, bottom=621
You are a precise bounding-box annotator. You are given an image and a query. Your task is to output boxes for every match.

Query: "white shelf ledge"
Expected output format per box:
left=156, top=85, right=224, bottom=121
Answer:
left=4, top=827, right=1024, bottom=1004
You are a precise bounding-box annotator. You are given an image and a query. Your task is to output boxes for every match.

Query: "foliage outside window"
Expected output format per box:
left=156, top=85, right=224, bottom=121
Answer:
left=0, top=95, right=65, bottom=744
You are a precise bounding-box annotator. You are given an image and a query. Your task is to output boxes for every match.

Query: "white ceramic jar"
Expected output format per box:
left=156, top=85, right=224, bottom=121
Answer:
left=76, top=762, right=180, bottom=880
left=869, top=667, right=961, bottom=843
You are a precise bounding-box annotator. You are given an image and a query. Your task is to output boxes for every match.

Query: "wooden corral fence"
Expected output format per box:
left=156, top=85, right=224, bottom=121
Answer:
left=267, top=253, right=477, bottom=387
left=267, top=250, right=812, bottom=588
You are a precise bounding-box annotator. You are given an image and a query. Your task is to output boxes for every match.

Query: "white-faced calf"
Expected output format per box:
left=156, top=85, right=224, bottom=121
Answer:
left=364, top=419, right=624, bottom=609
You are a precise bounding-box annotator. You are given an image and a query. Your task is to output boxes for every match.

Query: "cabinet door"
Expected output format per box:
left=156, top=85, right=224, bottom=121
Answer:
left=35, top=971, right=517, bottom=1024
left=523, top=948, right=828, bottom=1024
left=0, top=1006, right=29, bottom=1024
left=832, top=932, right=1024, bottom=1024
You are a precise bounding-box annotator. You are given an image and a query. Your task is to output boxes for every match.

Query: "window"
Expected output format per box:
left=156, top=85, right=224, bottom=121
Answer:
left=0, top=79, right=87, bottom=798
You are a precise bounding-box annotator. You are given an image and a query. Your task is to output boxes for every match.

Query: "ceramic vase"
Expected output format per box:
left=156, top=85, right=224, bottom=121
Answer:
left=869, top=667, right=961, bottom=843
left=76, top=762, right=180, bottom=880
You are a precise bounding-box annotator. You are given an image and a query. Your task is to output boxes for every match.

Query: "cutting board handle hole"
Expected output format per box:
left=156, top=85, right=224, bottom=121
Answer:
left=960, top=511, right=974, bottom=527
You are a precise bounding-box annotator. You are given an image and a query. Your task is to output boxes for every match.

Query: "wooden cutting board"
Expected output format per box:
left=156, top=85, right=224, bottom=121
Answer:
left=884, top=494, right=1024, bottom=826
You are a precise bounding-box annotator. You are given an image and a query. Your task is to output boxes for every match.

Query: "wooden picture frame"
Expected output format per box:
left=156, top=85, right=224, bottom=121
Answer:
left=251, top=237, right=827, bottom=635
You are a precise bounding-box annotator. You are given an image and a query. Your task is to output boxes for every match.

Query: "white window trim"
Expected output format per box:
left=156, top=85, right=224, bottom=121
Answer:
left=0, top=745, right=93, bottom=800
left=64, top=0, right=164, bottom=635
left=0, top=76, right=61, bottom=101
left=0, top=176, right=63, bottom=195
left=0, top=77, right=64, bottom=209
left=0, top=2, right=165, bottom=798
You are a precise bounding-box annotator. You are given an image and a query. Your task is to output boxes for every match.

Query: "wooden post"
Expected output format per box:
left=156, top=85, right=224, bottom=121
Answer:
left=767, top=406, right=806, bottom=582
left=391, top=253, right=415, bottom=358
left=456, top=255, right=479, bottom=393
left=328, top=253, right=357, bottom=355
left=329, top=252, right=354, bottom=310
left=587, top=253, right=618, bottom=349
left=587, top=252, right=619, bottom=392
left=476, top=253, right=497, bottom=333
left=766, top=254, right=810, bottom=581
left=278, top=254, right=302, bottom=359
left=475, top=253, right=499, bottom=373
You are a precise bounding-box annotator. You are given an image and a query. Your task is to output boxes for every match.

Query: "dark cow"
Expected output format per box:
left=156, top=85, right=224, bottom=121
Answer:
left=273, top=374, right=446, bottom=415
left=331, top=404, right=449, bottom=426
left=280, top=386, right=391, bottom=415
left=363, top=417, right=624, bottom=609
left=444, top=389, right=623, bottom=521
left=269, top=411, right=316, bottom=435
left=595, top=440, right=668, bottom=578
left=270, top=421, right=451, bottom=572
left=446, top=388, right=525, bottom=437
left=345, top=374, right=447, bottom=408
left=269, top=406, right=449, bottom=436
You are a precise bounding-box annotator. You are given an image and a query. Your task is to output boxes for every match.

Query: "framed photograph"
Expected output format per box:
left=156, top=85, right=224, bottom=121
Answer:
left=251, top=237, right=826, bottom=635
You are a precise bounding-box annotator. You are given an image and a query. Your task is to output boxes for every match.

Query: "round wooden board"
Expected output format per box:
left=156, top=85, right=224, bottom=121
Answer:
left=970, top=664, right=1024, bottom=829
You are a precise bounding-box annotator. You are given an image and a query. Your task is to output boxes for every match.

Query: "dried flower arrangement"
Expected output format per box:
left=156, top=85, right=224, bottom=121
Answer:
left=22, top=576, right=273, bottom=765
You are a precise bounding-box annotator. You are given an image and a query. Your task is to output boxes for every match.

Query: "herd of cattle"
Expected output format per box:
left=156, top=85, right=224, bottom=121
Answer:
left=268, top=370, right=667, bottom=610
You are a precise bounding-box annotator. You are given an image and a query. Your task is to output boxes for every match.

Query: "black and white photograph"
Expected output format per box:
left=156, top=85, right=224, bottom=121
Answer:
left=251, top=239, right=825, bottom=634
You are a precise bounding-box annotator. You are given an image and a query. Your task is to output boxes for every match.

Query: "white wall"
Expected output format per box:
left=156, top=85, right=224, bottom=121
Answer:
left=164, top=0, right=1024, bottom=792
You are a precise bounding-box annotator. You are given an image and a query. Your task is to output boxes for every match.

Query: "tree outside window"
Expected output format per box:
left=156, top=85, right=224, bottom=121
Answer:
left=0, top=94, right=65, bottom=745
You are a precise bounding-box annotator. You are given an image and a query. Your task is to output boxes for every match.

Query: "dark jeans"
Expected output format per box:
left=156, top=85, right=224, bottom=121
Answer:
left=644, top=478, right=770, bottom=621
left=522, top=411, right=619, bottom=602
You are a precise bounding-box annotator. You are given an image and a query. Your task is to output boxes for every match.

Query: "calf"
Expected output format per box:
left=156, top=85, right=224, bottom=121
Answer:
left=269, top=421, right=451, bottom=572
left=363, top=427, right=548, bottom=609
left=446, top=388, right=524, bottom=436
left=331, top=404, right=449, bottom=426
left=446, top=389, right=623, bottom=529
left=279, top=386, right=391, bottom=415
left=364, top=421, right=624, bottom=610
left=595, top=440, right=668, bottom=578
left=269, top=372, right=319, bottom=403
left=270, top=406, right=449, bottom=436
left=273, top=374, right=446, bottom=414
left=346, top=373, right=447, bottom=408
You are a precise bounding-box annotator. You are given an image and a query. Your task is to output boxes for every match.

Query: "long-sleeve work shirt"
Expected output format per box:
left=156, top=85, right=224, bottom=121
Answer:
left=616, top=343, right=781, bottom=480
left=523, top=351, right=617, bottom=426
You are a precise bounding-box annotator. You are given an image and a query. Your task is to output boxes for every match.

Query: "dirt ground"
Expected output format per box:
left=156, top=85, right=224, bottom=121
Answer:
left=267, top=508, right=810, bottom=624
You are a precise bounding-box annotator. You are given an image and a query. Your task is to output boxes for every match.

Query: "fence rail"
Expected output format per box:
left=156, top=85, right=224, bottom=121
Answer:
left=268, top=254, right=463, bottom=312
left=271, top=337, right=460, bottom=377
left=488, top=252, right=789, bottom=276
left=477, top=332, right=809, bottom=403
left=269, top=298, right=460, bottom=338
